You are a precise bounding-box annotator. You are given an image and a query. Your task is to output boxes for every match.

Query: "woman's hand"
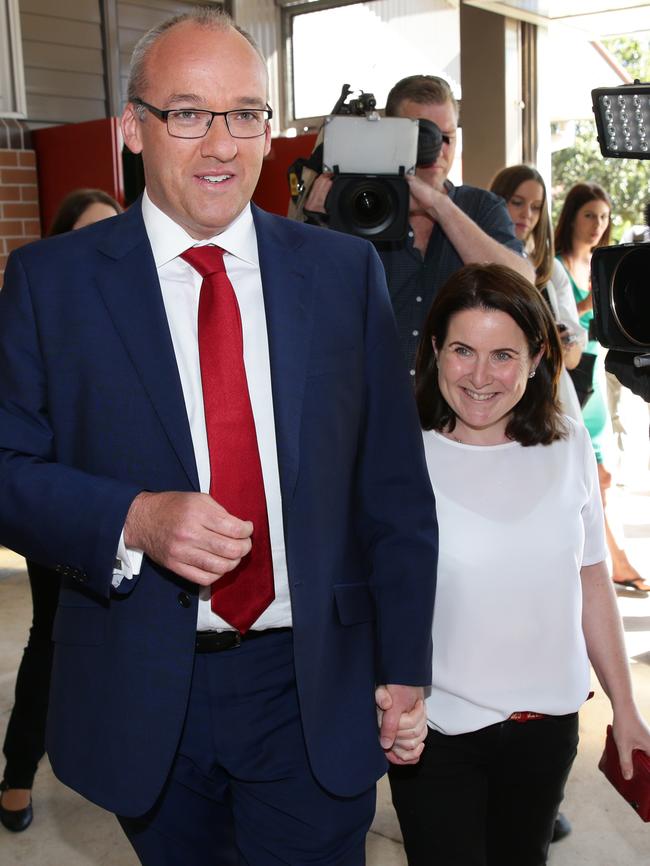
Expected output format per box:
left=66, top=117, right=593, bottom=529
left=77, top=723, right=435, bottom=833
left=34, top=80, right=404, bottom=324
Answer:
left=611, top=706, right=650, bottom=780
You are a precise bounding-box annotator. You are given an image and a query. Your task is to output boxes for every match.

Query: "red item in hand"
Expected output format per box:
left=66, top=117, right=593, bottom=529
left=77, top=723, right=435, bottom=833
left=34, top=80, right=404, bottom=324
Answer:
left=598, top=725, right=650, bottom=822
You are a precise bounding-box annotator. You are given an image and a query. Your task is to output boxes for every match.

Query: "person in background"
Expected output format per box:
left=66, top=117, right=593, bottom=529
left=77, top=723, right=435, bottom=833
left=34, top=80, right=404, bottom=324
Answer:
left=0, top=9, right=437, bottom=864
left=299, top=75, right=533, bottom=372
left=555, top=183, right=649, bottom=593
left=490, top=164, right=585, bottom=422
left=0, top=188, right=122, bottom=833
left=388, top=263, right=650, bottom=866
left=48, top=188, right=124, bottom=235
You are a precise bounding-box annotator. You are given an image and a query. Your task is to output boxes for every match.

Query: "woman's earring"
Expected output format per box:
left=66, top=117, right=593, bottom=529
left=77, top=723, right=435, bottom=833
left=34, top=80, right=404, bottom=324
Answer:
left=528, top=368, right=536, bottom=379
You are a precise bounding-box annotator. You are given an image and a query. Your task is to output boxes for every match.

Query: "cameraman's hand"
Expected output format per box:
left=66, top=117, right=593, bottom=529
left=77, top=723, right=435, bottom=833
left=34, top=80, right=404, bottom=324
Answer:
left=407, top=174, right=447, bottom=220
left=304, top=173, right=333, bottom=215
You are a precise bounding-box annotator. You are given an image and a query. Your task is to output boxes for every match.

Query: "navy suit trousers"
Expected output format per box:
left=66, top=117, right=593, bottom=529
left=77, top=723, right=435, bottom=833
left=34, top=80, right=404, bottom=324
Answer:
left=118, top=630, right=375, bottom=865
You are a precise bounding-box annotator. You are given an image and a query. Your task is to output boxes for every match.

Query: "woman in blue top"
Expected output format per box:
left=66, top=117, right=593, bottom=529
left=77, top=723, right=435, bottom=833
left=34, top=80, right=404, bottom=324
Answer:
left=555, top=183, right=648, bottom=593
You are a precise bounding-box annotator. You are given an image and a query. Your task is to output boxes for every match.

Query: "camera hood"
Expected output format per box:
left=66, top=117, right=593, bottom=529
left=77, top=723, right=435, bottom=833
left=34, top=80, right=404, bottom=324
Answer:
left=322, top=115, right=419, bottom=175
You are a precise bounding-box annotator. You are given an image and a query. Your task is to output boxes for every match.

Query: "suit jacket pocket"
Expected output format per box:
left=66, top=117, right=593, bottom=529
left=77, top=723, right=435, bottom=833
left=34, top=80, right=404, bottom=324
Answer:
left=333, top=583, right=375, bottom=626
left=52, top=605, right=107, bottom=646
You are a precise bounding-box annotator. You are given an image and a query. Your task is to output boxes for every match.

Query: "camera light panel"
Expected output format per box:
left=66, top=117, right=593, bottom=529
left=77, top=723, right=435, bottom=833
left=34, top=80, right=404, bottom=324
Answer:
left=592, top=85, right=650, bottom=159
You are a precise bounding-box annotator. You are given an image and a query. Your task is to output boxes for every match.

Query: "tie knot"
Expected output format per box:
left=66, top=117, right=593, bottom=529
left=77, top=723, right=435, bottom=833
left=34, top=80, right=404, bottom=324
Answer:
left=181, top=245, right=226, bottom=278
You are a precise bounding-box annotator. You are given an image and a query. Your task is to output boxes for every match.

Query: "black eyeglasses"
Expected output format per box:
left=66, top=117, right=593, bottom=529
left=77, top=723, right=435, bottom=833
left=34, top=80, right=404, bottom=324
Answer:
left=132, top=99, right=273, bottom=139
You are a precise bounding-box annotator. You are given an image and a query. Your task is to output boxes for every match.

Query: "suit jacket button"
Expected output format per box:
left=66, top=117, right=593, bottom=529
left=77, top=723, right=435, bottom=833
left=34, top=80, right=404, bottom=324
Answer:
left=178, top=592, right=191, bottom=608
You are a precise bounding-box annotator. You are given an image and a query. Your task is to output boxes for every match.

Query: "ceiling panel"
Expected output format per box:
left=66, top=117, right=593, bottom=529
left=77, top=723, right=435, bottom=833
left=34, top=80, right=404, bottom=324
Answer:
left=463, top=1, right=650, bottom=35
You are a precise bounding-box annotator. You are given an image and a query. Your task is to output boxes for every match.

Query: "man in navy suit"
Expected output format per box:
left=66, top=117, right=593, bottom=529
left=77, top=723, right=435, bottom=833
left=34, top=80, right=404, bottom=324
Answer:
left=0, top=8, right=437, bottom=864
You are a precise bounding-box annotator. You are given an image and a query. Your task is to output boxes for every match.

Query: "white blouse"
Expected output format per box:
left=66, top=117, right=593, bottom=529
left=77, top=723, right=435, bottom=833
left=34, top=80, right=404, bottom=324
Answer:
left=423, top=419, right=607, bottom=735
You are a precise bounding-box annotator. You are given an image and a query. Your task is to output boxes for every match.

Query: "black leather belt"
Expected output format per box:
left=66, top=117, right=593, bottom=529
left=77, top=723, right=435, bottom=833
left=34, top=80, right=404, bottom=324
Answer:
left=195, top=627, right=291, bottom=653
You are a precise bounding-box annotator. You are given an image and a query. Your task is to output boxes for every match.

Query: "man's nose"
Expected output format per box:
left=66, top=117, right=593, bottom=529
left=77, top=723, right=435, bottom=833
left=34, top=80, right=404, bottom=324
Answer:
left=200, top=115, right=238, bottom=160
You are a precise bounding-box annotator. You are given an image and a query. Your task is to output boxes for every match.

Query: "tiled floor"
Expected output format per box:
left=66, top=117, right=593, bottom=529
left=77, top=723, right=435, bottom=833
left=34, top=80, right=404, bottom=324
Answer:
left=1, top=387, right=649, bottom=864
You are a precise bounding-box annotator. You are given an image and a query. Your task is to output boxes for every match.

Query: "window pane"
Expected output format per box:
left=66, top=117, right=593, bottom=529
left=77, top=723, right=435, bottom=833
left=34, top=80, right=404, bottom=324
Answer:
left=290, top=1, right=460, bottom=120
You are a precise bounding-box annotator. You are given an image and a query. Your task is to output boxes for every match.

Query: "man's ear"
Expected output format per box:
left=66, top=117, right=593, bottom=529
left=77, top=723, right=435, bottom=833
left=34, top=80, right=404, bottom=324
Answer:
left=262, top=122, right=272, bottom=158
left=121, top=103, right=144, bottom=155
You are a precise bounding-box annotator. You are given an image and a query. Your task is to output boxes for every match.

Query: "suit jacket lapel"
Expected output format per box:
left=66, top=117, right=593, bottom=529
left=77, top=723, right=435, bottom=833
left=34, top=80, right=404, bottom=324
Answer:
left=253, top=206, right=314, bottom=515
left=94, top=201, right=199, bottom=490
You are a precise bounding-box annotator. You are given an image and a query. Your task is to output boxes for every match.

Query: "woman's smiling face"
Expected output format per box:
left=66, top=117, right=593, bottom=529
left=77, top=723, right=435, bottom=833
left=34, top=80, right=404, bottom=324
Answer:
left=435, top=307, right=541, bottom=445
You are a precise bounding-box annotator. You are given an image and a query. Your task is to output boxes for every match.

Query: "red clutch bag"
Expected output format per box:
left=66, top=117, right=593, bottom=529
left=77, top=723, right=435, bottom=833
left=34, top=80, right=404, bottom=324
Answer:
left=598, top=725, right=650, bottom=822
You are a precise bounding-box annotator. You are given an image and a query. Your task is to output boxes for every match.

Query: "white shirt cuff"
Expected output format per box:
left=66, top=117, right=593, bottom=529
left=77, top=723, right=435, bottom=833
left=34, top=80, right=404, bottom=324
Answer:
left=112, top=531, right=144, bottom=588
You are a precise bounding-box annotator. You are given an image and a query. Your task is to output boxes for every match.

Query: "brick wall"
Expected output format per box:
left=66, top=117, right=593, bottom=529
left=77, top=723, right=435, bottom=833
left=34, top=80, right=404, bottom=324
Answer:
left=0, top=149, right=41, bottom=284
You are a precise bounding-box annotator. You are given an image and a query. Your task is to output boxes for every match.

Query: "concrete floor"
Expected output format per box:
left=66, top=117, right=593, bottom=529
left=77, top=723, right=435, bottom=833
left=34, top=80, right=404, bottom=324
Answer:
left=1, top=388, right=649, bottom=864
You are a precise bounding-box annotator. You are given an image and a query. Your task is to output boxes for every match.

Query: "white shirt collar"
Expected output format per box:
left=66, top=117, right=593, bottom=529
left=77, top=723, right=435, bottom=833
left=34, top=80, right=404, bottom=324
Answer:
left=141, top=190, right=259, bottom=269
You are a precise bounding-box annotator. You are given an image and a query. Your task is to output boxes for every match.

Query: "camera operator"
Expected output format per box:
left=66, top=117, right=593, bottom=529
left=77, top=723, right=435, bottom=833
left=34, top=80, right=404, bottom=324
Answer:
left=300, top=75, right=534, bottom=370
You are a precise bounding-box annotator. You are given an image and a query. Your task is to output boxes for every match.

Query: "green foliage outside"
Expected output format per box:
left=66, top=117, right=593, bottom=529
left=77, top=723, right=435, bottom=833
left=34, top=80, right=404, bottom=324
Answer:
left=550, top=35, right=650, bottom=241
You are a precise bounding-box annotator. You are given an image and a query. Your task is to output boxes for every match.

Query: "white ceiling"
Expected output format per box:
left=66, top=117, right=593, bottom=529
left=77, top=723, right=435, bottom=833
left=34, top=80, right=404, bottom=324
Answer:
left=463, top=1, right=650, bottom=35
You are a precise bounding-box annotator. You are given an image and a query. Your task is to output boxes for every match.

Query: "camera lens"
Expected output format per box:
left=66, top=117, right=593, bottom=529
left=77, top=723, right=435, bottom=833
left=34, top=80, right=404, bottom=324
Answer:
left=351, top=185, right=391, bottom=229
left=611, top=246, right=650, bottom=345
left=336, top=178, right=398, bottom=236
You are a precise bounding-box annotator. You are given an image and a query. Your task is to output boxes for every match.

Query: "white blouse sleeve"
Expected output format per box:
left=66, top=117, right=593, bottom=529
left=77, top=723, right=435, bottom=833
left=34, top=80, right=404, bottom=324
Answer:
left=551, top=259, right=587, bottom=349
left=578, top=423, right=608, bottom=566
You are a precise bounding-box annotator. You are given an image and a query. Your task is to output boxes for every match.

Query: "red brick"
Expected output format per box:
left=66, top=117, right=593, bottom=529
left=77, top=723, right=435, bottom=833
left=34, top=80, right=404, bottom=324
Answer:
left=18, top=151, right=36, bottom=167
left=1, top=167, right=37, bottom=185
left=0, top=185, right=21, bottom=202
left=23, top=220, right=42, bottom=237
left=4, top=202, right=39, bottom=219
left=20, top=185, right=39, bottom=202
left=0, top=219, right=24, bottom=236
left=0, top=151, right=18, bottom=167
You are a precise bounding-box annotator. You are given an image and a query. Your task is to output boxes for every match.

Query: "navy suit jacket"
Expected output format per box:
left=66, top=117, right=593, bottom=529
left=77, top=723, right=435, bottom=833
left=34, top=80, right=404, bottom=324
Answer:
left=0, top=200, right=437, bottom=816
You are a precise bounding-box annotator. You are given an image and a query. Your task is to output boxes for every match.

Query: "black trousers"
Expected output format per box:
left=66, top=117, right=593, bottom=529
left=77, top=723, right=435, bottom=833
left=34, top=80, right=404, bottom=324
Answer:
left=2, top=561, right=60, bottom=789
left=389, top=713, right=579, bottom=866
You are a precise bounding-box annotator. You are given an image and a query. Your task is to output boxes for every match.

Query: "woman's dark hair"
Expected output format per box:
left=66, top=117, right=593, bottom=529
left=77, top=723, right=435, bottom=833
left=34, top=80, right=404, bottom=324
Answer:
left=489, top=164, right=553, bottom=289
left=415, top=263, right=567, bottom=446
left=554, top=182, right=612, bottom=256
left=48, top=188, right=122, bottom=237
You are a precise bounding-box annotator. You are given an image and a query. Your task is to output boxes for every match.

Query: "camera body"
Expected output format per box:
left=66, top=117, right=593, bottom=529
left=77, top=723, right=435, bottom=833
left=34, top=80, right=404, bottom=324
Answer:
left=322, top=114, right=419, bottom=241
left=591, top=244, right=650, bottom=352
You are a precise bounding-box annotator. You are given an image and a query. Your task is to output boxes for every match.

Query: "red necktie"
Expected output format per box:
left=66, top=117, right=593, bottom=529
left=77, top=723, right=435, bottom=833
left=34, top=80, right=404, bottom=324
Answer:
left=181, top=245, right=274, bottom=633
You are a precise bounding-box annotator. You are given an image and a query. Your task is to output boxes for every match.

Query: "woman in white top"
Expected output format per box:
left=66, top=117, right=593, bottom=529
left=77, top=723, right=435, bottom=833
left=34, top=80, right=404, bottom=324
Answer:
left=388, top=263, right=650, bottom=866
left=490, top=165, right=585, bottom=421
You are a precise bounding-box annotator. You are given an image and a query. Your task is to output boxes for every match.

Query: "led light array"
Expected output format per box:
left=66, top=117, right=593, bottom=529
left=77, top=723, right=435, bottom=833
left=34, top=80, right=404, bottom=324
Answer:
left=599, top=91, right=650, bottom=154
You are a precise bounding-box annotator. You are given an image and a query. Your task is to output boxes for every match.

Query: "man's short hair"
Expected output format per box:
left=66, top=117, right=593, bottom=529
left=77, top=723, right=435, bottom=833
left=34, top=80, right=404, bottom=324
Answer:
left=127, top=7, right=263, bottom=105
left=385, top=75, right=458, bottom=118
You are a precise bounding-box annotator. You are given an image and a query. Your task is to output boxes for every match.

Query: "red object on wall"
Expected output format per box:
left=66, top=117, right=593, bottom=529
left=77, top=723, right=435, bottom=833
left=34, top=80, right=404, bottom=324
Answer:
left=32, top=118, right=124, bottom=235
left=253, top=133, right=317, bottom=216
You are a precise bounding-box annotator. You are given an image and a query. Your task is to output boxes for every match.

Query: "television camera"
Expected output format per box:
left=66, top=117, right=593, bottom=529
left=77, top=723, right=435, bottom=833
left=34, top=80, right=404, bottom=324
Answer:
left=590, top=82, right=650, bottom=399
left=288, top=84, right=443, bottom=241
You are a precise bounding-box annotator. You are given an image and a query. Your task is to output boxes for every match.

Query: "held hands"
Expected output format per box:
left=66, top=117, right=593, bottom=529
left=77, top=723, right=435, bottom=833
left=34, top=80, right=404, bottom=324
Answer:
left=612, top=706, right=650, bottom=780
left=375, top=684, right=427, bottom=765
left=124, top=491, right=253, bottom=586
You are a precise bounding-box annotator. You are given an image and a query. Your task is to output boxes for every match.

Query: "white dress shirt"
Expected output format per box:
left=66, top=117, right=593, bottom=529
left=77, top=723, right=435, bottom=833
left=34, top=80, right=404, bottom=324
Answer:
left=116, top=192, right=291, bottom=630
